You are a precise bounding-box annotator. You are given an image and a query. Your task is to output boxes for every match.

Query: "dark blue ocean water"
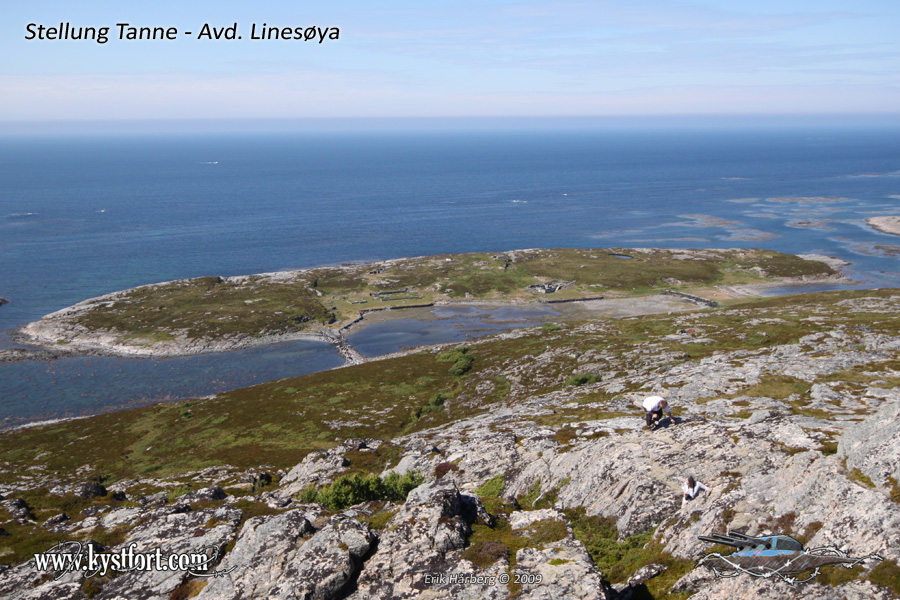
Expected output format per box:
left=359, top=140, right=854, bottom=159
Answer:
left=2, top=128, right=899, bottom=424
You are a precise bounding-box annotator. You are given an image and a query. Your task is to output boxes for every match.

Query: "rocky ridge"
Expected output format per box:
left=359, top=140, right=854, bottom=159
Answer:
left=1, top=291, right=899, bottom=598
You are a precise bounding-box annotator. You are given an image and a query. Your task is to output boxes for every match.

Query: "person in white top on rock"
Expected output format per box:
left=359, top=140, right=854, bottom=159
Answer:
left=643, top=395, right=674, bottom=430
left=682, top=476, right=709, bottom=506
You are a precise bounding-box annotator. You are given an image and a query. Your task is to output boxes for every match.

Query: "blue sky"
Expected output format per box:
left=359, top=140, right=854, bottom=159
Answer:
left=2, top=0, right=899, bottom=123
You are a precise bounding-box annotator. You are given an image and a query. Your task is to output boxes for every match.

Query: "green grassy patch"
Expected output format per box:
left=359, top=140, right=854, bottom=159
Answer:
left=554, top=425, right=578, bottom=447
left=533, top=409, right=631, bottom=429
left=77, top=275, right=333, bottom=340
left=848, top=468, right=876, bottom=488
left=234, top=498, right=284, bottom=524
left=167, top=579, right=209, bottom=600
left=476, top=475, right=506, bottom=499
left=359, top=504, right=396, bottom=530
left=867, top=559, right=900, bottom=595
left=342, top=444, right=403, bottom=477
left=819, top=441, right=838, bottom=456
left=887, top=477, right=900, bottom=504
left=741, top=375, right=811, bottom=400
left=0, top=518, right=128, bottom=567
left=0, top=351, right=467, bottom=483
left=565, top=507, right=694, bottom=598
left=463, top=517, right=568, bottom=568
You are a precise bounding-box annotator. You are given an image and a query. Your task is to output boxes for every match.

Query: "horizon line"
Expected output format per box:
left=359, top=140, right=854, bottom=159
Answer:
left=3, top=113, right=900, bottom=135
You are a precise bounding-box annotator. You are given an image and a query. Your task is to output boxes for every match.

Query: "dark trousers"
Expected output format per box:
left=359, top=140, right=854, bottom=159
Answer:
left=646, top=410, right=665, bottom=428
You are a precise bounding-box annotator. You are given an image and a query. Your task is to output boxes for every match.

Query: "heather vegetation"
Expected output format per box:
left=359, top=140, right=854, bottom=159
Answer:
left=4, top=284, right=900, bottom=598
left=4, top=288, right=900, bottom=487
left=28, top=248, right=837, bottom=353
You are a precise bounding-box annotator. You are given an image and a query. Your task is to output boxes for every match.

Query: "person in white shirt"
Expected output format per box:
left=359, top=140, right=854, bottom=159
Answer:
left=682, top=476, right=709, bottom=506
left=642, top=395, right=673, bottom=430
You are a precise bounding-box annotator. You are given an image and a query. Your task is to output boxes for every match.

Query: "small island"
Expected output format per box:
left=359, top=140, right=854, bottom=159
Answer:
left=867, top=216, right=900, bottom=237
left=19, top=247, right=843, bottom=359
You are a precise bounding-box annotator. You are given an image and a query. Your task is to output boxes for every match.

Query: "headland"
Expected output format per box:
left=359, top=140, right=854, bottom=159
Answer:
left=16, top=248, right=848, bottom=362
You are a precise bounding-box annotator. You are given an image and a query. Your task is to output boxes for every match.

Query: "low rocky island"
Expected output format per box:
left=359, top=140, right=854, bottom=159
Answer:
left=2, top=279, right=899, bottom=598
left=17, top=248, right=844, bottom=361
left=867, top=216, right=900, bottom=237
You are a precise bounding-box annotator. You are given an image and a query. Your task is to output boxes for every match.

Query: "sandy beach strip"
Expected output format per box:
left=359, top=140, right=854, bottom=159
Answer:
left=867, top=216, right=900, bottom=236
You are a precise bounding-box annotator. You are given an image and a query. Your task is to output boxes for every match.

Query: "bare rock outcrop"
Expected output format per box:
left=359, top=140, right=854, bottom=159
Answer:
left=838, top=398, right=900, bottom=490
left=197, top=509, right=373, bottom=600
left=346, top=481, right=475, bottom=599
left=277, top=439, right=383, bottom=498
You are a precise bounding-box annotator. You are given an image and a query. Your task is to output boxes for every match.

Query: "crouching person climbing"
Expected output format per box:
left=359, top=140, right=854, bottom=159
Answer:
left=682, top=476, right=709, bottom=507
left=643, top=395, right=674, bottom=431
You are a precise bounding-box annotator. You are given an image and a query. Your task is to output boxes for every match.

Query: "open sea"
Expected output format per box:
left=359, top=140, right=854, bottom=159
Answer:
left=2, top=128, right=899, bottom=425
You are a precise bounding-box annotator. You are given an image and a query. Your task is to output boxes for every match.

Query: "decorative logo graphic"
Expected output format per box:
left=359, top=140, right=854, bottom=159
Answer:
left=696, top=531, right=883, bottom=585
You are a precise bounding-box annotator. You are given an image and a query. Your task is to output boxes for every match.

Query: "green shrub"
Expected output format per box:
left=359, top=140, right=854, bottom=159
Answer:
left=382, top=471, right=425, bottom=501
left=437, top=346, right=474, bottom=376
left=428, top=392, right=448, bottom=409
left=566, top=373, right=602, bottom=386
left=816, top=564, right=863, bottom=587
left=564, top=508, right=652, bottom=579
left=297, top=485, right=319, bottom=504
left=414, top=391, right=451, bottom=419
left=449, top=354, right=474, bottom=376
left=297, top=471, right=424, bottom=510
left=318, top=474, right=382, bottom=510
left=564, top=507, right=694, bottom=597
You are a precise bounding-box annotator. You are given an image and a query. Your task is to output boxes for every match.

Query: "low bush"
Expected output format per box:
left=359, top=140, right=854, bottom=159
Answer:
left=437, top=346, right=474, bottom=376
left=566, top=373, right=602, bottom=386
left=297, top=471, right=424, bottom=510
left=428, top=392, right=448, bottom=409
left=434, top=462, right=459, bottom=479
left=564, top=507, right=693, bottom=593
